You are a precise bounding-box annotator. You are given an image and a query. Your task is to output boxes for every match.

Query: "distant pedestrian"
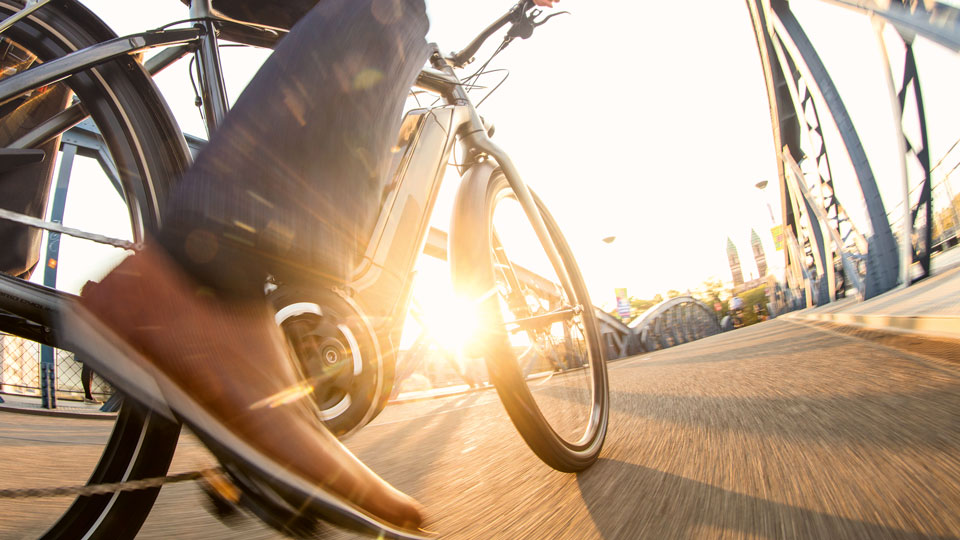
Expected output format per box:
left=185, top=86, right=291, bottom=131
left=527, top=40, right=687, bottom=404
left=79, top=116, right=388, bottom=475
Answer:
left=77, top=355, right=99, bottom=404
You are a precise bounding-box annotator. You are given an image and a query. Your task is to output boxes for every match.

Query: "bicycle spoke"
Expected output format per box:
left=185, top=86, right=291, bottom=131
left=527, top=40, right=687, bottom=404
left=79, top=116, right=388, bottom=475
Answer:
left=0, top=207, right=139, bottom=250
left=0, top=0, right=52, bottom=35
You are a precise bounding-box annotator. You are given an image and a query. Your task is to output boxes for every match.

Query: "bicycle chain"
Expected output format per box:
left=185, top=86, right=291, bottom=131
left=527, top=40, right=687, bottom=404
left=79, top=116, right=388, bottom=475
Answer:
left=0, top=467, right=220, bottom=499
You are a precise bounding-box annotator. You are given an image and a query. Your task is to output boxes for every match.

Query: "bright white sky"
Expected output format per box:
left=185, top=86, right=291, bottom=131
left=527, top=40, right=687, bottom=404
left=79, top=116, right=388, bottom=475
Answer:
left=55, top=0, right=960, bottom=312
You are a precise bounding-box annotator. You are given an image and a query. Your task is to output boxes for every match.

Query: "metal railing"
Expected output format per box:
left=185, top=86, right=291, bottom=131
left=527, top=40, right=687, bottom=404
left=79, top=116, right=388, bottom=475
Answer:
left=0, top=332, right=114, bottom=402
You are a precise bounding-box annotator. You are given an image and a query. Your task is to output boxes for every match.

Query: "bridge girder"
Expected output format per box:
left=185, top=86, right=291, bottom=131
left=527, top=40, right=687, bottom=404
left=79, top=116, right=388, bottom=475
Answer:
left=745, top=0, right=958, bottom=304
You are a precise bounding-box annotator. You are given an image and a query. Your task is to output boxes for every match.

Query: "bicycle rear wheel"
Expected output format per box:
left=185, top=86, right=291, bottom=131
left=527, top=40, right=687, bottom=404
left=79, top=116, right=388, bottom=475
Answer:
left=0, top=1, right=188, bottom=537
left=451, top=165, right=609, bottom=472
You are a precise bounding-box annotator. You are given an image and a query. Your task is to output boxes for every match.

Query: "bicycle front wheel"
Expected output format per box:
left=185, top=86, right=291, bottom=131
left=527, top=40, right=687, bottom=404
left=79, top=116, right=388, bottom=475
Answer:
left=450, top=164, right=609, bottom=472
left=0, top=1, right=188, bottom=537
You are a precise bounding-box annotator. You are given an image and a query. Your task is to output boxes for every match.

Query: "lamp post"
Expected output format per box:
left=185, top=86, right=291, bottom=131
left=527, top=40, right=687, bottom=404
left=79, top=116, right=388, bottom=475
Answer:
left=755, top=180, right=776, bottom=224
left=601, top=236, right=631, bottom=319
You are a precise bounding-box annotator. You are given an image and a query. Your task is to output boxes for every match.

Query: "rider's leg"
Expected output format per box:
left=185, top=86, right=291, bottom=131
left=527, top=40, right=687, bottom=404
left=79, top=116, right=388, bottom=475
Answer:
left=79, top=0, right=429, bottom=530
left=159, top=0, right=430, bottom=295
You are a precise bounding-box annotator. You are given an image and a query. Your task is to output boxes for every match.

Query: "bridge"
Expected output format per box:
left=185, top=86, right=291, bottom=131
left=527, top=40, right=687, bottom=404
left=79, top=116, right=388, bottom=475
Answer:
left=0, top=0, right=959, bottom=537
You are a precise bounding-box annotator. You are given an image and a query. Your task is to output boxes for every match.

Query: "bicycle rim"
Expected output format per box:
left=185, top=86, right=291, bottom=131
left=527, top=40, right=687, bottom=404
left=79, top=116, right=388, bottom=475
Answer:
left=452, top=166, right=609, bottom=472
left=0, top=1, right=187, bottom=537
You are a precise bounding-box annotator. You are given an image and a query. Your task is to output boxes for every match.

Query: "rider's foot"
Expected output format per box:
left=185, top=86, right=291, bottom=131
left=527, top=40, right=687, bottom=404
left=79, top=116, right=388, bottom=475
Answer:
left=72, top=248, right=424, bottom=533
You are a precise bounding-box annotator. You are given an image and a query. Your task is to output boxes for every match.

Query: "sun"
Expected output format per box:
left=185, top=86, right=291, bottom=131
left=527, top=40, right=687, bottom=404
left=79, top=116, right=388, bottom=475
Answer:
left=401, top=256, right=483, bottom=354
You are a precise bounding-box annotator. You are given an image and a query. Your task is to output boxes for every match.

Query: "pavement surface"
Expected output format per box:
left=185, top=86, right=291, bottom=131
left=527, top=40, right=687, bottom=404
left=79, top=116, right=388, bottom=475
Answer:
left=788, top=262, right=960, bottom=340
left=0, top=393, right=114, bottom=419
left=0, top=314, right=958, bottom=539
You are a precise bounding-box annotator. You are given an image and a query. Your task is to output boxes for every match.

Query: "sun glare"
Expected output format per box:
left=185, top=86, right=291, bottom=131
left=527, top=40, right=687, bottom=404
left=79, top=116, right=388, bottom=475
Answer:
left=421, top=294, right=482, bottom=353
left=402, top=257, right=484, bottom=354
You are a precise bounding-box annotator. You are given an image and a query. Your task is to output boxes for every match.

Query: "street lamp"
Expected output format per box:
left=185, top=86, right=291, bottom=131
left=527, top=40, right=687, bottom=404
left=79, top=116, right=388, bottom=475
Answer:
left=600, top=236, right=629, bottom=317
left=754, top=180, right=775, bottom=224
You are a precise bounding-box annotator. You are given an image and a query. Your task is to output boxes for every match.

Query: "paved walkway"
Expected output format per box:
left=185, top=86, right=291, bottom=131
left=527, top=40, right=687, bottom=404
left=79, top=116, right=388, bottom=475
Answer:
left=3, top=316, right=957, bottom=539
left=0, top=393, right=113, bottom=419
left=789, top=260, right=960, bottom=340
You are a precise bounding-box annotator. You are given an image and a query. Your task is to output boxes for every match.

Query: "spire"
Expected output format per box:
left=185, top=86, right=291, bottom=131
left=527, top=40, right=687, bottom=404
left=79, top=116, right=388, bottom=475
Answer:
left=726, top=238, right=743, bottom=286
left=751, top=229, right=767, bottom=277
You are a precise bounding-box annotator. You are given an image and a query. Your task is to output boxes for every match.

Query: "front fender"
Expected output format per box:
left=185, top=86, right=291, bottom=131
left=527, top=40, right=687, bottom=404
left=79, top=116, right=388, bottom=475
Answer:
left=449, top=158, right=499, bottom=299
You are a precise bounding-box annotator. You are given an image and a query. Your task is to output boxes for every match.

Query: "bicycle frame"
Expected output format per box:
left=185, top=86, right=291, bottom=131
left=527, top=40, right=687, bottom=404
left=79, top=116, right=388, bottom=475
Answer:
left=0, top=0, right=577, bottom=358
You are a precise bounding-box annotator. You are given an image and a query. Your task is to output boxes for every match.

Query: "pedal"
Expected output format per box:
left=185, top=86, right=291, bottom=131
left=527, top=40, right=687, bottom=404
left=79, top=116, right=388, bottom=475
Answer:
left=0, top=148, right=44, bottom=174
left=198, top=468, right=243, bottom=524
left=203, top=462, right=322, bottom=537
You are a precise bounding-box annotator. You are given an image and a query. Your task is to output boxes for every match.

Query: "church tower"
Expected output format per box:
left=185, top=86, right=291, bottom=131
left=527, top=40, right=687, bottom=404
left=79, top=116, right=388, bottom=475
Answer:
left=726, top=237, right=744, bottom=286
left=751, top=229, right=767, bottom=277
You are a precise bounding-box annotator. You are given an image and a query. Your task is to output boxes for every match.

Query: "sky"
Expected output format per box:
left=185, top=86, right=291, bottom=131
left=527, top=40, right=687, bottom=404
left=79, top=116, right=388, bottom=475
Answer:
left=49, top=0, right=960, bottom=312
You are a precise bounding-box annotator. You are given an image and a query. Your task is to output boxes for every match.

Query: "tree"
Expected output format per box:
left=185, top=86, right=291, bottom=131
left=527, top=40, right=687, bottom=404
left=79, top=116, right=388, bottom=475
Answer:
left=694, top=278, right=728, bottom=320
left=629, top=297, right=657, bottom=316
left=738, top=284, right=769, bottom=326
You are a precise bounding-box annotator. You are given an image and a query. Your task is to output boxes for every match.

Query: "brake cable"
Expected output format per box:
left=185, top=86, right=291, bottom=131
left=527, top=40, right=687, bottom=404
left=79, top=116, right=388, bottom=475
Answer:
left=505, top=7, right=569, bottom=42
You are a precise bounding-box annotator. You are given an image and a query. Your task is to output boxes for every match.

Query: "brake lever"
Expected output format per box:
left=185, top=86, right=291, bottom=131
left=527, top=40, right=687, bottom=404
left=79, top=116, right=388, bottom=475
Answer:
left=506, top=8, right=570, bottom=41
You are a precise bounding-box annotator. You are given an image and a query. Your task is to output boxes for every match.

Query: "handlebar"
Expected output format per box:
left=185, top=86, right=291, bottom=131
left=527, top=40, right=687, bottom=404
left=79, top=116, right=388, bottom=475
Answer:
left=449, top=0, right=558, bottom=69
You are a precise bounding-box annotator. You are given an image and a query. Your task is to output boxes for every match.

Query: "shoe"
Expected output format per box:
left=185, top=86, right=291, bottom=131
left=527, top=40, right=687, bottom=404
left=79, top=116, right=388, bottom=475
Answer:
left=59, top=247, right=428, bottom=539
left=82, top=397, right=102, bottom=404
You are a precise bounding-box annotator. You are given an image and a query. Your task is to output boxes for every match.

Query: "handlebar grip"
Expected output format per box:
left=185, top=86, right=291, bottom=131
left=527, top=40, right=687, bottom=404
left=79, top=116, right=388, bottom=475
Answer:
left=448, top=1, right=530, bottom=68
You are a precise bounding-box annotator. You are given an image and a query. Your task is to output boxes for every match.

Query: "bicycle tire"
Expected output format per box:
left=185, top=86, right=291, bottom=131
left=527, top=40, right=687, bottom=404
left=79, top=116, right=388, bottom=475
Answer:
left=450, top=164, right=609, bottom=472
left=0, top=1, right=189, bottom=537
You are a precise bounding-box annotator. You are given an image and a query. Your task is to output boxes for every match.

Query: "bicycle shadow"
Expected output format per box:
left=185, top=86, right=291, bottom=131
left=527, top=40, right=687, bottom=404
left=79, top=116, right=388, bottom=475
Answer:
left=575, top=458, right=957, bottom=540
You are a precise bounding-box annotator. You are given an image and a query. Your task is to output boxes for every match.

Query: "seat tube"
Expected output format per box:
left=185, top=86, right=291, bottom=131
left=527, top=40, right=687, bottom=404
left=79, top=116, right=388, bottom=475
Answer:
left=191, top=0, right=229, bottom=134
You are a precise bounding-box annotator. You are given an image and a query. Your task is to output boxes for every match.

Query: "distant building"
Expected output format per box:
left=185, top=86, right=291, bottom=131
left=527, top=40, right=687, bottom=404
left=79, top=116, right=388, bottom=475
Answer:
left=726, top=237, right=744, bottom=286
left=751, top=228, right=768, bottom=277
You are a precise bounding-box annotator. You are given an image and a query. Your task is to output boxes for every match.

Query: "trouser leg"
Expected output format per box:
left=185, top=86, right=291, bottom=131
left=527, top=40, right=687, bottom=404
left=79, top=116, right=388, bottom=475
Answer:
left=159, top=0, right=430, bottom=297
left=81, top=363, right=93, bottom=399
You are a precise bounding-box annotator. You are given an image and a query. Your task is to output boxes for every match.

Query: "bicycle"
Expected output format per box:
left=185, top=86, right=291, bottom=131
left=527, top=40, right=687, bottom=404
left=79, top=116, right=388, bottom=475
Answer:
left=0, top=0, right=609, bottom=537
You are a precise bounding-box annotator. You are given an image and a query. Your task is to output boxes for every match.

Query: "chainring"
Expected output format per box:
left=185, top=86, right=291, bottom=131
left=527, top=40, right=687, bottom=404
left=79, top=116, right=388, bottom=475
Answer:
left=269, top=286, right=389, bottom=438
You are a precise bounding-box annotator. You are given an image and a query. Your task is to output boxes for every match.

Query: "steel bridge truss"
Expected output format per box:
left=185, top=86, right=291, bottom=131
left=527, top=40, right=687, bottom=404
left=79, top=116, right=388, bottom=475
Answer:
left=627, top=296, right=723, bottom=353
left=745, top=0, right=960, bottom=305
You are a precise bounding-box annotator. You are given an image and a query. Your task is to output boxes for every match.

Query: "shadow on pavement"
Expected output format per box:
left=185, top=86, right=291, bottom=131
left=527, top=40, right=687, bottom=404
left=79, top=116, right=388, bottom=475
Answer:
left=575, top=458, right=957, bottom=540
left=538, top=383, right=960, bottom=452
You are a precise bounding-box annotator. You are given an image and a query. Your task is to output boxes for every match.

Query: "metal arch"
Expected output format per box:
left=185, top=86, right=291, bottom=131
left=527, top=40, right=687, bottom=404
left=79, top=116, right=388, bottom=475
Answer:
left=628, top=295, right=719, bottom=333
left=746, top=0, right=901, bottom=302
left=765, top=25, right=869, bottom=302
left=772, top=1, right=901, bottom=298
left=628, top=295, right=722, bottom=352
